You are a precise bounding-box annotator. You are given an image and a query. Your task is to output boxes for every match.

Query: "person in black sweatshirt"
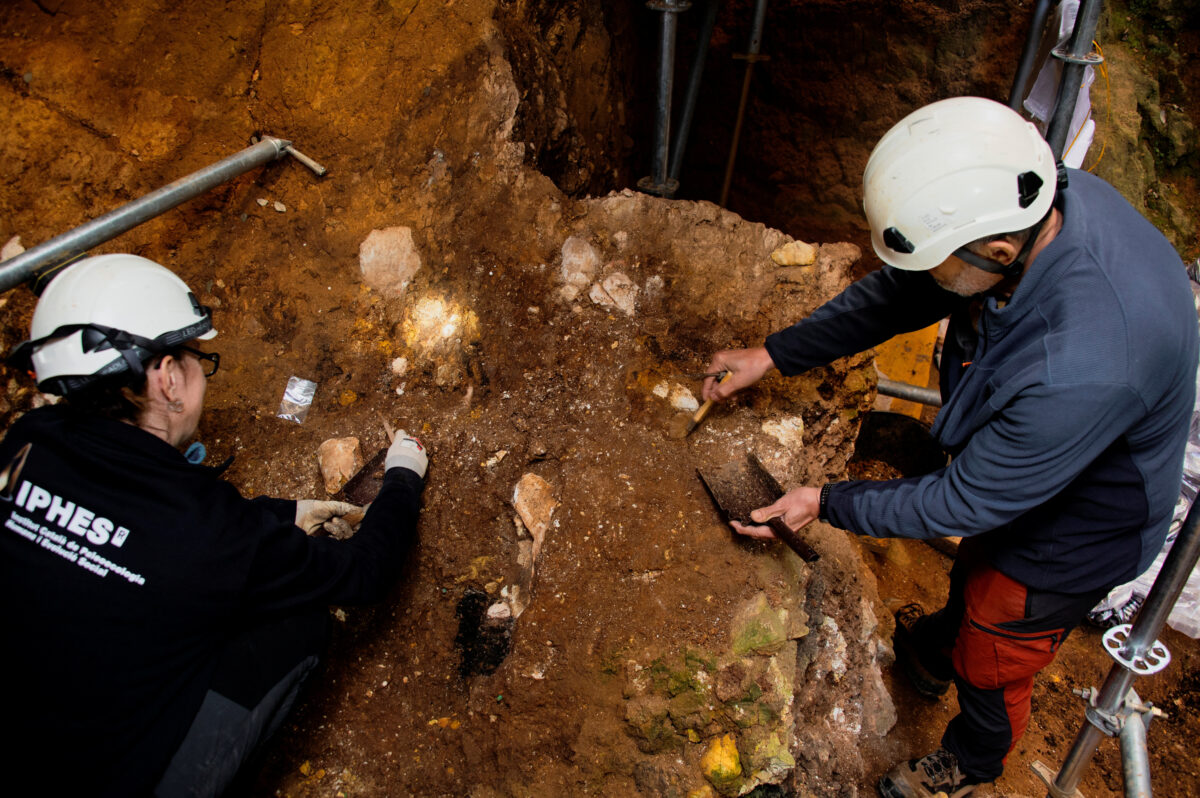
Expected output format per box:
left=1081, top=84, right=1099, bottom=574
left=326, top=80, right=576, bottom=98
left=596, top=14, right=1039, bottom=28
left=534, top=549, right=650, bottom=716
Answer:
left=1, top=253, right=428, bottom=797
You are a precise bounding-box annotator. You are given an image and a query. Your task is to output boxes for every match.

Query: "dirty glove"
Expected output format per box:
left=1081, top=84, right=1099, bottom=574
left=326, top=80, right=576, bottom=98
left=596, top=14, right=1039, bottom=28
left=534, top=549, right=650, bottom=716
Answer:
left=295, top=500, right=362, bottom=535
left=385, top=430, right=428, bottom=479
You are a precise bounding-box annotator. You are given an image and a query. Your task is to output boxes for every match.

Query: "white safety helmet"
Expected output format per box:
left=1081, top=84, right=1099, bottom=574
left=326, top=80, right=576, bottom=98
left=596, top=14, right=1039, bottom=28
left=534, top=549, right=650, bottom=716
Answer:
left=863, top=96, right=1058, bottom=272
left=10, top=254, right=216, bottom=395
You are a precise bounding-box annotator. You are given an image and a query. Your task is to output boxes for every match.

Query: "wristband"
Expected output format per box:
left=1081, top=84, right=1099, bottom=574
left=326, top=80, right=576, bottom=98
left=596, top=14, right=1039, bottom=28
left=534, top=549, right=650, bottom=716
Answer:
left=818, top=483, right=833, bottom=521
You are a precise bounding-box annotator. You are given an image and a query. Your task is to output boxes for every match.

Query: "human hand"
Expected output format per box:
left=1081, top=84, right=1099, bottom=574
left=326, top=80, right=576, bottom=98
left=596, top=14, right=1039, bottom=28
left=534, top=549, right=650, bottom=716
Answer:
left=730, top=486, right=821, bottom=540
left=385, top=430, right=428, bottom=478
left=295, top=500, right=364, bottom=536
left=701, top=346, right=777, bottom=402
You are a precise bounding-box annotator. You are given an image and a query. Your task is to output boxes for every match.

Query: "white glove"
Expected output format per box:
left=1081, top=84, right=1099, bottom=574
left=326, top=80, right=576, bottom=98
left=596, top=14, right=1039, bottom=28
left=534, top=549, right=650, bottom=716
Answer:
left=385, top=430, right=428, bottom=478
left=295, top=500, right=362, bottom=535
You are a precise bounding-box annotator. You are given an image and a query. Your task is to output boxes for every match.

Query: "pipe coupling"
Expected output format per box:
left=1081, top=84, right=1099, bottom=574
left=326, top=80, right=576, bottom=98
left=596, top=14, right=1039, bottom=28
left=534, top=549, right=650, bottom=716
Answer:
left=647, top=0, right=691, bottom=11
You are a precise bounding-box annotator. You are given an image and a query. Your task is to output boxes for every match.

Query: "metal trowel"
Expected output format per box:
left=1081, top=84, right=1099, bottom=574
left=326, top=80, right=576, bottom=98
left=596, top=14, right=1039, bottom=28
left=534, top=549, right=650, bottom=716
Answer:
left=697, top=453, right=820, bottom=562
left=335, top=415, right=395, bottom=506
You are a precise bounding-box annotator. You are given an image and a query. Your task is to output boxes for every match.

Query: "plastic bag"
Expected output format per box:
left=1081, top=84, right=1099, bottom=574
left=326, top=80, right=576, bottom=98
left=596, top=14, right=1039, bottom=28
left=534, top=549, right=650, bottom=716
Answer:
left=277, top=377, right=318, bottom=424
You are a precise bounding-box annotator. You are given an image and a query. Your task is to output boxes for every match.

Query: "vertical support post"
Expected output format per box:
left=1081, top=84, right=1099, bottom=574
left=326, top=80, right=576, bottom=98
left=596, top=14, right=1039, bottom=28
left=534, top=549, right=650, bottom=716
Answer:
left=1043, top=494, right=1200, bottom=797
left=638, top=0, right=691, bottom=198
left=668, top=0, right=721, bottom=187
left=1118, top=708, right=1153, bottom=798
left=1044, top=0, right=1104, bottom=159
left=1008, top=0, right=1056, bottom=111
left=718, top=0, right=768, bottom=207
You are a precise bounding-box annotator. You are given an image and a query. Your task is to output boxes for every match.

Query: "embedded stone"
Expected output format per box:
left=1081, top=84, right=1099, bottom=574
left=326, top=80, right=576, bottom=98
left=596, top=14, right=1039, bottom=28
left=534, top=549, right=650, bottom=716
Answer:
left=700, top=733, right=743, bottom=795
left=770, top=240, right=816, bottom=266
left=761, top=416, right=804, bottom=450
left=317, top=437, right=364, bottom=495
left=600, top=270, right=639, bottom=315
left=512, top=473, right=556, bottom=561
left=668, top=383, right=699, bottom=412
left=732, top=593, right=788, bottom=656
left=559, top=236, right=600, bottom=301
left=1, top=235, right=24, bottom=262
left=359, top=225, right=422, bottom=297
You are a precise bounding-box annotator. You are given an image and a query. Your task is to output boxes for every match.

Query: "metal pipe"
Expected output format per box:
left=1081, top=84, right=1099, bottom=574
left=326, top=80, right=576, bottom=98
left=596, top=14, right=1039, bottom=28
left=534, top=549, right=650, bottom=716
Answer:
left=877, top=377, right=943, bottom=408
left=718, top=0, right=768, bottom=207
left=1045, top=0, right=1104, bottom=159
left=638, top=0, right=690, bottom=197
left=1119, top=707, right=1153, bottom=797
left=1008, top=0, right=1056, bottom=110
left=0, top=137, right=292, bottom=293
left=667, top=0, right=721, bottom=186
left=1047, top=495, right=1200, bottom=796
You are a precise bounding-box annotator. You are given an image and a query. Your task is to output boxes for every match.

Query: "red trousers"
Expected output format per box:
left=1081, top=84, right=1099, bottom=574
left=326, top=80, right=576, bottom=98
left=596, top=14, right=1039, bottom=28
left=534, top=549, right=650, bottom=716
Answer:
left=909, top=539, right=1109, bottom=781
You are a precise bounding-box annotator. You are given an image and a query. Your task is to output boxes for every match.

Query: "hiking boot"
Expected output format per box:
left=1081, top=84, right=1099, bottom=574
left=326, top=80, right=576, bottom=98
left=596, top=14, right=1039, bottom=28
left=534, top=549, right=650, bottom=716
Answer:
left=877, top=748, right=981, bottom=798
left=893, top=603, right=951, bottom=699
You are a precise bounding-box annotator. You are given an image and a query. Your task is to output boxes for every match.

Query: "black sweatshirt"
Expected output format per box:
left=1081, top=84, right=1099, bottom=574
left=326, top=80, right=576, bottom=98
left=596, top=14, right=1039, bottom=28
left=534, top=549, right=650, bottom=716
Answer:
left=0, top=404, right=423, bottom=796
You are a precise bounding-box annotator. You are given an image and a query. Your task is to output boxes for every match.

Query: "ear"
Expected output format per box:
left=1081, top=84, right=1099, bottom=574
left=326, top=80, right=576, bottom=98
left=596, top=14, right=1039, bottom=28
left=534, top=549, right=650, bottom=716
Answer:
left=146, top=355, right=184, bottom=402
left=981, top=238, right=1018, bottom=267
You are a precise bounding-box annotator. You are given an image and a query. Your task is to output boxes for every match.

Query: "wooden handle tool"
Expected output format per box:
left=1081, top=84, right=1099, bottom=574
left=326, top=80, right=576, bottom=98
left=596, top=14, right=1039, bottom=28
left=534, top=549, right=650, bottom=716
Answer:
left=683, top=371, right=732, bottom=437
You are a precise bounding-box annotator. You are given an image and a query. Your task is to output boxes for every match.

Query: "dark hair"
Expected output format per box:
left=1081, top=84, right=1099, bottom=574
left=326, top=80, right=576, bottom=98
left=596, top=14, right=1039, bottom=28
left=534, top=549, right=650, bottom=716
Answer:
left=60, top=349, right=178, bottom=422
left=965, top=222, right=1037, bottom=256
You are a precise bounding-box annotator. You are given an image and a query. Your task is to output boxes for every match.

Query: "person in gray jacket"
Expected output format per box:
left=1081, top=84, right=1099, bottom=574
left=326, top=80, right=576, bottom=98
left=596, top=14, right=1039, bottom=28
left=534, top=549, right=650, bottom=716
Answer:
left=702, top=97, right=1198, bottom=798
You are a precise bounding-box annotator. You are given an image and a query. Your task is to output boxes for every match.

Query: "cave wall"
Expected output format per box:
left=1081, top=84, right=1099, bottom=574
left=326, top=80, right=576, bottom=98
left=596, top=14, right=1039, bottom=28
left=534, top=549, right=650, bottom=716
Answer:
left=573, top=0, right=1198, bottom=260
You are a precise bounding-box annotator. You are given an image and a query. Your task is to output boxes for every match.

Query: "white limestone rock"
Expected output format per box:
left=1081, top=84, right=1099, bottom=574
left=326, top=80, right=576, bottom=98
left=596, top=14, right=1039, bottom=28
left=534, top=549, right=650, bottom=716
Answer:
left=359, top=226, right=422, bottom=297
left=559, top=236, right=600, bottom=301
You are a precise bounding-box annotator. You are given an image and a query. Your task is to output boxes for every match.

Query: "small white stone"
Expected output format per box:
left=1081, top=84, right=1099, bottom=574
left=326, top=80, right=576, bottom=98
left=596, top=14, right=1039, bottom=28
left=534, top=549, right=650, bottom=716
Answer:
left=486, top=602, right=513, bottom=620
left=652, top=382, right=669, bottom=399
left=273, top=201, right=287, bottom=213
left=391, top=356, right=409, bottom=376
left=600, top=271, right=638, bottom=316
left=559, top=236, right=601, bottom=302
left=668, top=383, right=699, bottom=412
left=1, top=235, right=25, bottom=262
left=762, top=416, right=805, bottom=450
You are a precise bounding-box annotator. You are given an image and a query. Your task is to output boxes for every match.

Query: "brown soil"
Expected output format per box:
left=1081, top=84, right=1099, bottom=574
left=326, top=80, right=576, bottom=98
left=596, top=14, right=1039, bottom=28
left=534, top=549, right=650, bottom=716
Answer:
left=1, top=2, right=1198, bottom=797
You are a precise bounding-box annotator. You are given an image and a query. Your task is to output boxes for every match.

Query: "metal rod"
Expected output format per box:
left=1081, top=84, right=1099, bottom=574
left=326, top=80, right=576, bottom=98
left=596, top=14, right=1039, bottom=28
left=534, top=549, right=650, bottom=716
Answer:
left=668, top=0, right=721, bottom=186
left=1119, top=706, right=1153, bottom=797
left=0, top=137, right=292, bottom=293
left=637, top=1, right=690, bottom=197
left=283, top=144, right=327, bottom=177
left=1008, top=0, right=1056, bottom=110
left=650, top=7, right=679, bottom=185
left=877, top=377, right=943, bottom=408
left=1047, top=494, right=1200, bottom=796
left=718, top=0, right=768, bottom=207
left=1045, top=0, right=1103, bottom=159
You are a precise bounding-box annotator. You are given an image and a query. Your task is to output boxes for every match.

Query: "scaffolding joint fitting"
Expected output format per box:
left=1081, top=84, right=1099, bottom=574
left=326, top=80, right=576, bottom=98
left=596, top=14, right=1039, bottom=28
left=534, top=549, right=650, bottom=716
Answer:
left=646, top=0, right=691, bottom=12
left=1051, top=44, right=1104, bottom=65
left=1084, top=703, right=1122, bottom=737
left=636, top=175, right=679, bottom=198
left=1030, top=760, right=1085, bottom=798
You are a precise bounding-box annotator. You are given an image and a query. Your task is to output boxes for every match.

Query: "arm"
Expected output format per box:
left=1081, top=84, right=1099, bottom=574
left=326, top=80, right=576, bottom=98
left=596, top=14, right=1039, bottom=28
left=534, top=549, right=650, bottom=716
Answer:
left=242, top=466, right=425, bottom=611
left=823, top=382, right=1144, bottom=539
left=765, top=265, right=961, bottom=376
left=242, top=433, right=429, bottom=610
